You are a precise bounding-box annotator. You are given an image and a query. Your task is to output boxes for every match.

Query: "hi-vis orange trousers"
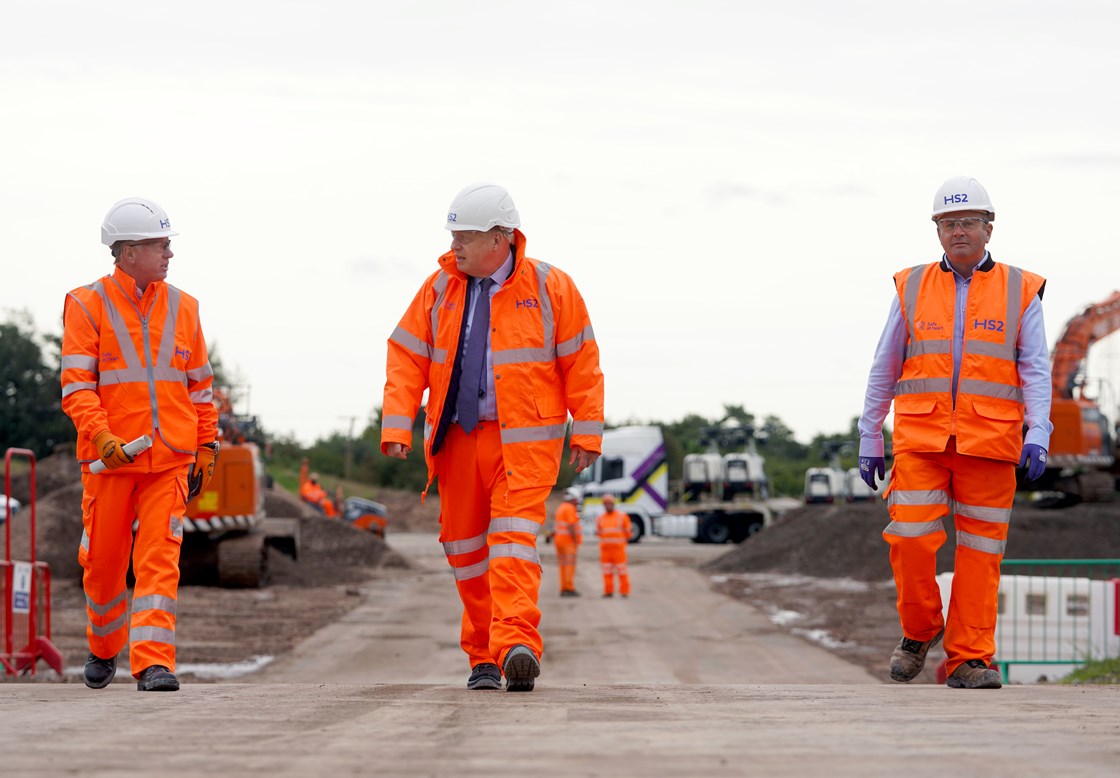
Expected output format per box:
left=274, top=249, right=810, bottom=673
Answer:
left=435, top=423, right=547, bottom=669
left=78, top=467, right=187, bottom=675
left=599, top=544, right=630, bottom=596
left=884, top=438, right=1015, bottom=676
left=554, top=537, right=578, bottom=593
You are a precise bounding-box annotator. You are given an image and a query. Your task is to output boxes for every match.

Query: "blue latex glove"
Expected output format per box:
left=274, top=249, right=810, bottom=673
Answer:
left=1019, top=443, right=1048, bottom=482
left=859, top=456, right=885, bottom=489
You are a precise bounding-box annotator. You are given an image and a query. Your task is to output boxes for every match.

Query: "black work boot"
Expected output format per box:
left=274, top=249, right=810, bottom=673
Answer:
left=84, top=653, right=117, bottom=689
left=889, top=628, right=945, bottom=682
left=466, top=662, right=501, bottom=690
left=136, top=665, right=180, bottom=692
left=502, top=645, right=540, bottom=692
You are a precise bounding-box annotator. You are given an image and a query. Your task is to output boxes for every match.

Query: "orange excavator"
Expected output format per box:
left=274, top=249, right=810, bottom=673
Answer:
left=1034, top=291, right=1120, bottom=502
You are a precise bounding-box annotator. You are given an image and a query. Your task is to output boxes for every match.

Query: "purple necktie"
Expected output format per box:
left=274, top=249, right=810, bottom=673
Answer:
left=457, top=278, right=494, bottom=433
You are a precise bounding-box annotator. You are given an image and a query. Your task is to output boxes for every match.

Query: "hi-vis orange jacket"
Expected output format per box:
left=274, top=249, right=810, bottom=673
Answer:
left=381, top=230, right=604, bottom=492
left=553, top=501, right=583, bottom=544
left=61, top=267, right=219, bottom=472
left=596, top=509, right=631, bottom=547
left=892, top=260, right=1045, bottom=463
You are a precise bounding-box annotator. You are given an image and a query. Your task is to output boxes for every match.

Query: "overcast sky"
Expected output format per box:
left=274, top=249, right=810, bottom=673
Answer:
left=4, top=1, right=1120, bottom=448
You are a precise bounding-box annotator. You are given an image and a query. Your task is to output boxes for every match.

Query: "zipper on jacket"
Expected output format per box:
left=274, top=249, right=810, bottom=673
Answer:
left=139, top=312, right=160, bottom=438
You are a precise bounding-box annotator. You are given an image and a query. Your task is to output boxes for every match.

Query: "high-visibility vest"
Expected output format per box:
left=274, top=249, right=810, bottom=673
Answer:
left=61, top=268, right=218, bottom=472
left=597, top=509, right=631, bottom=546
left=381, top=229, right=605, bottom=491
left=553, top=501, right=582, bottom=543
left=892, top=259, right=1045, bottom=463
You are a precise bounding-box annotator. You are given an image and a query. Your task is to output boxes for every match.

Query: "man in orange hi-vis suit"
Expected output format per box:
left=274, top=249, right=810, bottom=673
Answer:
left=382, top=183, right=605, bottom=692
left=596, top=495, right=631, bottom=598
left=61, top=198, right=219, bottom=692
left=858, top=177, right=1051, bottom=690
left=553, top=489, right=583, bottom=597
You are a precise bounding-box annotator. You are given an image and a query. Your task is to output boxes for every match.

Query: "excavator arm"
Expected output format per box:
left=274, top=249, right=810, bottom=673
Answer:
left=1050, top=291, right=1120, bottom=400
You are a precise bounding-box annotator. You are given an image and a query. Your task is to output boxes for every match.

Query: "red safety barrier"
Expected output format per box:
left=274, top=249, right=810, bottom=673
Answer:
left=2, top=448, right=63, bottom=677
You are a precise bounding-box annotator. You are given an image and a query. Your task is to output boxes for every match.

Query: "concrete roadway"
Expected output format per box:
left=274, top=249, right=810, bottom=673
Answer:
left=2, top=534, right=1117, bottom=776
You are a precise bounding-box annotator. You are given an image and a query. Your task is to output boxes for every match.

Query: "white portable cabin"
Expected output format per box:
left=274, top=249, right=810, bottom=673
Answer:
left=721, top=452, right=768, bottom=500
left=682, top=452, right=724, bottom=501
left=804, top=467, right=845, bottom=504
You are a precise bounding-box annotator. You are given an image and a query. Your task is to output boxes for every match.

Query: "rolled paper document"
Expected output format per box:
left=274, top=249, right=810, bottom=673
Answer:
left=89, top=434, right=154, bottom=474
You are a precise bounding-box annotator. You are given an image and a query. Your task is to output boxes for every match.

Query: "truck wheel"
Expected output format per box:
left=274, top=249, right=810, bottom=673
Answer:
left=700, top=516, right=731, bottom=544
left=218, top=532, right=269, bottom=588
left=627, top=515, right=645, bottom=544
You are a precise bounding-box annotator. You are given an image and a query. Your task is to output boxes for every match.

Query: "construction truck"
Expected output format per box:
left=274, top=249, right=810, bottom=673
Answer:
left=803, top=441, right=854, bottom=504
left=181, top=388, right=299, bottom=587
left=1033, top=291, right=1120, bottom=503
left=569, top=425, right=772, bottom=544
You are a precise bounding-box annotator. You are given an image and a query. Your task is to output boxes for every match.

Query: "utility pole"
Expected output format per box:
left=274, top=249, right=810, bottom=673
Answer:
left=340, top=415, right=358, bottom=482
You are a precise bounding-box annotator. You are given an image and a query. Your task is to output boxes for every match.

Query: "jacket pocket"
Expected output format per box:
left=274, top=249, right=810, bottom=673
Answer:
left=534, top=392, right=566, bottom=420
left=893, top=395, right=937, bottom=416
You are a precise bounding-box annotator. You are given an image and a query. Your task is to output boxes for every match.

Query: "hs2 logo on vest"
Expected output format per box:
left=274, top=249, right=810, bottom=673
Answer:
left=175, top=346, right=192, bottom=362
left=515, top=298, right=540, bottom=310
left=973, top=319, right=1005, bottom=332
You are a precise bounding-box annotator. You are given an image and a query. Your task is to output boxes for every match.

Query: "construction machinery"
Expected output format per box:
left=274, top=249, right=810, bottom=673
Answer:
left=1033, top=291, right=1120, bottom=503
left=298, top=459, right=388, bottom=538
left=570, top=425, right=772, bottom=544
left=181, top=387, right=299, bottom=587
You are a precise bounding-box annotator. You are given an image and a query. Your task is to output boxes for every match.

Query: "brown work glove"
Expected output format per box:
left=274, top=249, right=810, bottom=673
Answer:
left=187, top=443, right=219, bottom=501
left=93, top=430, right=134, bottom=470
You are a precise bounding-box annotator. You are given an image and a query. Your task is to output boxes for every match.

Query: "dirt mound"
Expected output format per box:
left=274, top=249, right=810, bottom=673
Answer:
left=704, top=499, right=1120, bottom=580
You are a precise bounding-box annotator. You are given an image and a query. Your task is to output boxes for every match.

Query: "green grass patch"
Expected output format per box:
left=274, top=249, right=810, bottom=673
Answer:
left=1060, top=657, right=1120, bottom=685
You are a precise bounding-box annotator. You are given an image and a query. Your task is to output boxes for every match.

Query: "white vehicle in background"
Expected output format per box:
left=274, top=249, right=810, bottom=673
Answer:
left=682, top=452, right=723, bottom=502
left=804, top=467, right=846, bottom=504
left=570, top=425, right=772, bottom=544
left=721, top=451, right=769, bottom=501
left=0, top=494, right=21, bottom=524
left=843, top=467, right=883, bottom=502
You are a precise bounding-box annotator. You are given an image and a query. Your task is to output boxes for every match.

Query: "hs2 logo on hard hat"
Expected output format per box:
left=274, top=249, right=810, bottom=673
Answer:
left=447, top=212, right=458, bottom=223
left=943, top=194, right=969, bottom=205
left=160, top=219, right=171, bottom=229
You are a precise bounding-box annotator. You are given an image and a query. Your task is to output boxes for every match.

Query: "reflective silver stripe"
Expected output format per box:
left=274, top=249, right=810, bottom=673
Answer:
left=500, top=424, right=567, bottom=444
left=1005, top=266, right=1023, bottom=351
left=155, top=286, right=180, bottom=368
left=887, top=489, right=950, bottom=507
left=600, top=563, right=616, bottom=573
left=905, top=340, right=950, bottom=358
left=965, top=340, right=1015, bottom=360
left=80, top=529, right=89, bottom=553
left=556, top=325, right=595, bottom=358
left=99, top=367, right=160, bottom=385
left=86, top=590, right=127, bottom=617
left=571, top=420, right=603, bottom=437
left=958, top=379, right=1023, bottom=403
left=534, top=263, right=556, bottom=354
left=490, top=543, right=540, bottom=565
left=492, top=347, right=554, bottom=365
left=170, top=515, right=183, bottom=539
left=453, top=557, right=489, bottom=581
left=489, top=517, right=541, bottom=537
left=954, top=502, right=1012, bottom=524
left=63, top=381, right=97, bottom=397
left=894, top=378, right=951, bottom=396
left=443, top=532, right=487, bottom=556
left=187, top=363, right=214, bottom=382
left=130, top=626, right=176, bottom=645
left=883, top=519, right=945, bottom=538
left=97, top=279, right=144, bottom=369
left=90, top=612, right=128, bottom=637
left=430, top=272, right=450, bottom=364
left=599, top=537, right=628, bottom=544
left=616, top=564, right=629, bottom=575
left=901, top=264, right=926, bottom=340
left=390, top=325, right=434, bottom=361
left=382, top=414, right=413, bottom=431
left=423, top=420, right=432, bottom=442
left=957, top=530, right=1006, bottom=555
left=62, top=354, right=99, bottom=371
left=189, top=388, right=213, bottom=403
left=132, top=594, right=177, bottom=616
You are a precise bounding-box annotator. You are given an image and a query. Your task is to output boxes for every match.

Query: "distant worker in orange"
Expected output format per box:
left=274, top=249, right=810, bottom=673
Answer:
left=553, top=489, right=584, bottom=597
left=596, top=495, right=631, bottom=598
left=381, top=182, right=605, bottom=692
left=61, top=197, right=219, bottom=692
left=300, top=472, right=333, bottom=515
left=858, top=177, right=1052, bottom=689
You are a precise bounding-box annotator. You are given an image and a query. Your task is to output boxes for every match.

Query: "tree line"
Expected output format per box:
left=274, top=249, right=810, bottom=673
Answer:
left=2, top=313, right=882, bottom=497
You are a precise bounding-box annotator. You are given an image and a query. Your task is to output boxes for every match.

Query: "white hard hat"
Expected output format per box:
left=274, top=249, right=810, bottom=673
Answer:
left=931, top=176, right=994, bottom=221
left=445, top=182, right=521, bottom=232
left=564, top=488, right=580, bottom=501
left=101, top=197, right=178, bottom=246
